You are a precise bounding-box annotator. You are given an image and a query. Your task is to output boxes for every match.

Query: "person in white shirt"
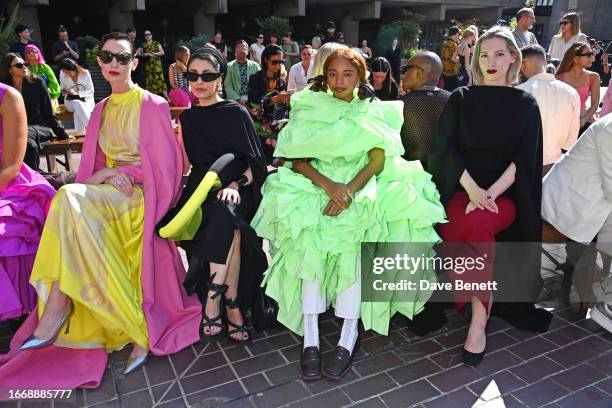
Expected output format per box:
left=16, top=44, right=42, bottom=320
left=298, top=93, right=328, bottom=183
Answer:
left=287, top=45, right=314, bottom=92
left=542, top=115, right=612, bottom=334
left=512, top=8, right=538, bottom=49
left=58, top=58, right=95, bottom=132
left=249, top=33, right=265, bottom=65
left=517, top=45, right=580, bottom=176
left=548, top=12, right=588, bottom=61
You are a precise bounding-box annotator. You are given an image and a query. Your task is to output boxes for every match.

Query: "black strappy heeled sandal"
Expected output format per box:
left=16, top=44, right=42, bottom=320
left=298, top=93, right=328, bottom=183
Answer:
left=224, top=297, right=251, bottom=344
left=201, top=275, right=228, bottom=342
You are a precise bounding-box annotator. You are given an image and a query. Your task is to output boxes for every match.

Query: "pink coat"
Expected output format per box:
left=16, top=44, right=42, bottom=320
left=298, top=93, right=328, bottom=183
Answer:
left=0, top=90, right=201, bottom=392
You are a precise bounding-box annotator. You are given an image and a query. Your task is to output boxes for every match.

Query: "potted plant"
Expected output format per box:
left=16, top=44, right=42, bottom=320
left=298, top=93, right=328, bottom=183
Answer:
left=0, top=4, right=20, bottom=55
left=77, top=37, right=111, bottom=102
left=179, top=34, right=210, bottom=52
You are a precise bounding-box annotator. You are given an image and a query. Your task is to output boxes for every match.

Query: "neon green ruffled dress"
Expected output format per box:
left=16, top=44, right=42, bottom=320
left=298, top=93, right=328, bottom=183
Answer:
left=251, top=89, right=446, bottom=336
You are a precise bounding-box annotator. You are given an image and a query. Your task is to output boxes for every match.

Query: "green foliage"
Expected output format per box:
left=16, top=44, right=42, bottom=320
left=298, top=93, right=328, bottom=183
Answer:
left=85, top=44, right=100, bottom=66
left=255, top=16, right=292, bottom=39
left=378, top=10, right=424, bottom=51
left=525, top=0, right=536, bottom=7
left=0, top=4, right=20, bottom=55
left=179, top=34, right=211, bottom=52
left=400, top=48, right=420, bottom=59
left=508, top=17, right=518, bottom=31
left=75, top=35, right=100, bottom=57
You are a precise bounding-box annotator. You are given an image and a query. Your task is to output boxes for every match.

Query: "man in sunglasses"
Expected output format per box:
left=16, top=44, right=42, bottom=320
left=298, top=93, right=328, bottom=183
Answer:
left=249, top=33, right=265, bottom=65
left=400, top=51, right=450, bottom=167
left=9, top=25, right=41, bottom=60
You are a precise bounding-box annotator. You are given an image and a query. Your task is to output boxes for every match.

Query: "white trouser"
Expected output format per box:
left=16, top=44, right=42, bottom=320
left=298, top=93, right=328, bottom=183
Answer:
left=569, top=212, right=612, bottom=304
left=302, top=258, right=361, bottom=319
left=64, top=99, right=95, bottom=132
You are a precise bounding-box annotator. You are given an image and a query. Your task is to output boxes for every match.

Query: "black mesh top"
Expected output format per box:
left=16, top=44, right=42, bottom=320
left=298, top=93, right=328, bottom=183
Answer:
left=400, top=88, right=451, bottom=166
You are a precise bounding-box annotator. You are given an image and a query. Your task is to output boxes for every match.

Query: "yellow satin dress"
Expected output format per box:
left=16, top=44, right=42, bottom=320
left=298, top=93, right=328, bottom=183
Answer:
left=30, top=86, right=149, bottom=352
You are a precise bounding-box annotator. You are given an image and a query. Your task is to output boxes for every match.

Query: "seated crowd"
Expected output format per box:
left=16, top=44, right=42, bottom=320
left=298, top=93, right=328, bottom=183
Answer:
left=0, top=21, right=611, bottom=392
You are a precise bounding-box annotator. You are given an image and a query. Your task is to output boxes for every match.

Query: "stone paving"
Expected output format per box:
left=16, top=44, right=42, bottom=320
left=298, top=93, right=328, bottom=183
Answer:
left=0, top=244, right=611, bottom=408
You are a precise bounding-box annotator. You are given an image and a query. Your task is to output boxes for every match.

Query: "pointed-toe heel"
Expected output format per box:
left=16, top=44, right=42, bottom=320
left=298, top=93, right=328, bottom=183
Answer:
left=124, top=355, right=148, bottom=375
left=20, top=303, right=73, bottom=351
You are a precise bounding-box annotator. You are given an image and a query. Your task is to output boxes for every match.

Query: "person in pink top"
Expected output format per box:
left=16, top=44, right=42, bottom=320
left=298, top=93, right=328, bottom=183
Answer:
left=556, top=42, right=600, bottom=132
left=600, top=79, right=612, bottom=118
left=0, top=82, right=54, bottom=325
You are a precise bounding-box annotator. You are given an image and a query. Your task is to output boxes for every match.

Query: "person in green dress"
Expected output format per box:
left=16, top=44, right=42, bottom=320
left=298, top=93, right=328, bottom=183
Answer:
left=137, top=30, right=167, bottom=98
left=251, top=48, right=445, bottom=381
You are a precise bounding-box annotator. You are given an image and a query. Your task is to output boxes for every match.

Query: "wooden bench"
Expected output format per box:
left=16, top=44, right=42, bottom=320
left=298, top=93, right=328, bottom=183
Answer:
left=55, top=104, right=74, bottom=122
left=40, top=139, right=73, bottom=172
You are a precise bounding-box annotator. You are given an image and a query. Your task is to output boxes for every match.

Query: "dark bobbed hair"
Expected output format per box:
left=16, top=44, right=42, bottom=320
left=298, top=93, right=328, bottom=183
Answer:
left=59, top=58, right=88, bottom=76
left=100, top=32, right=134, bottom=54
left=261, top=44, right=283, bottom=67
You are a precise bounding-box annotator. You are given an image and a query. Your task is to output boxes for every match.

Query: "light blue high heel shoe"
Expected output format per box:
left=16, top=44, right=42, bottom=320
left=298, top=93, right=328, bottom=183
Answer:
left=124, top=354, right=149, bottom=375
left=19, top=303, right=73, bottom=351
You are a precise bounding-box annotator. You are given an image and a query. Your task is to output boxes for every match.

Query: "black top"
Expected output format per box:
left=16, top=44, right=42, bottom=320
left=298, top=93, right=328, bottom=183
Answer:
left=51, top=40, right=80, bottom=61
left=400, top=87, right=451, bottom=166
left=427, top=86, right=543, bottom=242
left=375, top=80, right=399, bottom=101
left=179, top=100, right=268, bottom=204
left=212, top=41, right=226, bottom=54
left=20, top=77, right=68, bottom=139
left=9, top=40, right=41, bottom=59
left=247, top=69, right=287, bottom=118
left=385, top=47, right=402, bottom=81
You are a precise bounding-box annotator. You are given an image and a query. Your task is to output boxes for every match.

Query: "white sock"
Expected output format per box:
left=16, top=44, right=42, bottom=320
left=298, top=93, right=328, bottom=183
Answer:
left=338, top=318, right=359, bottom=353
left=303, top=314, right=319, bottom=349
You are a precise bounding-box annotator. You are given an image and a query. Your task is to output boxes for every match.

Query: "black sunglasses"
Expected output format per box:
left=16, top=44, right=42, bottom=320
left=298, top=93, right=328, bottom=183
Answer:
left=98, top=50, right=134, bottom=65
left=257, top=36, right=264, bottom=39
left=268, top=60, right=283, bottom=66
left=11, top=62, right=26, bottom=69
left=560, top=21, right=571, bottom=25
left=185, top=71, right=222, bottom=82
left=401, top=64, right=423, bottom=74
left=577, top=51, right=594, bottom=57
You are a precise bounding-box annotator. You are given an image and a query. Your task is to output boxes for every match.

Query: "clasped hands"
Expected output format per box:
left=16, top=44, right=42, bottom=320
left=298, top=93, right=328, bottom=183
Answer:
left=465, top=186, right=498, bottom=215
left=323, top=181, right=353, bottom=216
left=85, top=168, right=135, bottom=196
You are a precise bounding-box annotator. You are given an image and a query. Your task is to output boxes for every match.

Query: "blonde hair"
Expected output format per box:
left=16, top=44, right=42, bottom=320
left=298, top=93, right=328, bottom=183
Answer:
left=310, top=42, right=348, bottom=78
left=463, top=25, right=479, bottom=42
left=557, top=12, right=581, bottom=37
left=311, top=36, right=322, bottom=49
left=471, top=26, right=522, bottom=86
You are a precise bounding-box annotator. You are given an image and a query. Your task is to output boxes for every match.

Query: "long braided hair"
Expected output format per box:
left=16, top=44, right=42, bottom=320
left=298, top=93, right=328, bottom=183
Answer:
left=309, top=48, right=375, bottom=101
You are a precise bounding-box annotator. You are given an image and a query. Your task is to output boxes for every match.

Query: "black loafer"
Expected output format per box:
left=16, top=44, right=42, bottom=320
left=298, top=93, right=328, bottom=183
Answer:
left=323, top=339, right=360, bottom=380
left=462, top=347, right=486, bottom=366
left=301, top=346, right=321, bottom=381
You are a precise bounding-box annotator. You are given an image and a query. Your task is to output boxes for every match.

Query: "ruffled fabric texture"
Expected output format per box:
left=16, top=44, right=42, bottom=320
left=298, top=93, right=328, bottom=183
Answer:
left=252, top=89, right=445, bottom=335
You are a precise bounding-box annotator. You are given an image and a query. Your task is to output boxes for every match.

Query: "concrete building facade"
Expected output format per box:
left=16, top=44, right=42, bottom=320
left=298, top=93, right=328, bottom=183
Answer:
left=4, top=0, right=608, bottom=60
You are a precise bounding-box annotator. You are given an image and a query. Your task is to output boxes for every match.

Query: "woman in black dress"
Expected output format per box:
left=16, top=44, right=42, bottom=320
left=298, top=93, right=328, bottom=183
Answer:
left=178, top=47, right=268, bottom=343
left=0, top=53, right=69, bottom=170
left=428, top=26, right=552, bottom=367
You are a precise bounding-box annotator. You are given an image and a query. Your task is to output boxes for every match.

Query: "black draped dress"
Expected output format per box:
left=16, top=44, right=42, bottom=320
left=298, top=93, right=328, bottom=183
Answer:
left=427, top=86, right=552, bottom=332
left=178, top=100, right=268, bottom=310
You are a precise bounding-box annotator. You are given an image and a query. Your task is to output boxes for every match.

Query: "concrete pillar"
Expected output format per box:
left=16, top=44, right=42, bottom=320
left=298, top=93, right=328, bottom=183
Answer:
left=416, top=4, right=446, bottom=22
left=340, top=13, right=360, bottom=47
left=277, top=0, right=305, bottom=17
left=14, top=0, right=47, bottom=44
left=340, top=1, right=381, bottom=47
left=193, top=0, right=228, bottom=37
left=108, top=0, right=145, bottom=32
